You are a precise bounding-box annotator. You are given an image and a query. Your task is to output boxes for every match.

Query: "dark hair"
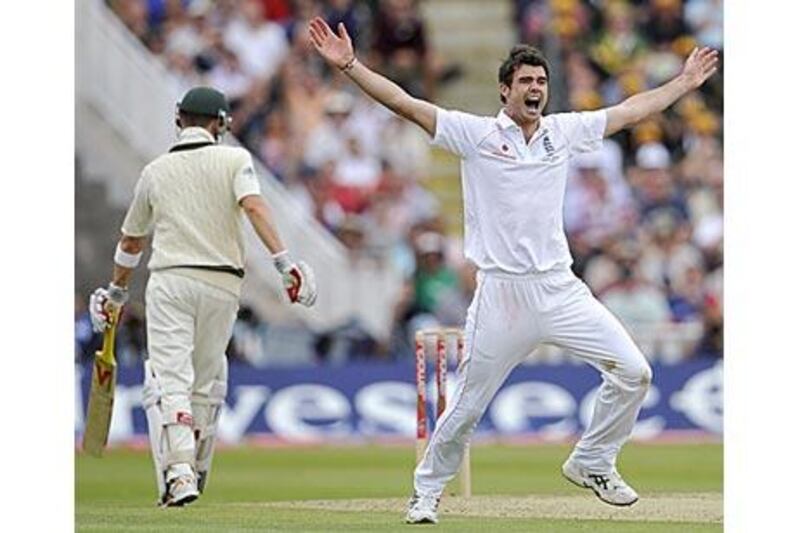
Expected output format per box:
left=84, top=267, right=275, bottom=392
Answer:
left=177, top=111, right=217, bottom=128
left=498, top=45, right=551, bottom=104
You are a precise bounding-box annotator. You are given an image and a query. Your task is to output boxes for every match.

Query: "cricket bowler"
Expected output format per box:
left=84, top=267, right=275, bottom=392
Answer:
left=307, top=18, right=718, bottom=524
left=88, top=86, right=317, bottom=507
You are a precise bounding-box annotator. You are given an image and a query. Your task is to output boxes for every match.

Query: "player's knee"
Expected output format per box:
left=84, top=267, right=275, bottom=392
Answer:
left=619, top=358, right=652, bottom=390
left=641, top=363, right=653, bottom=387
left=628, top=361, right=652, bottom=390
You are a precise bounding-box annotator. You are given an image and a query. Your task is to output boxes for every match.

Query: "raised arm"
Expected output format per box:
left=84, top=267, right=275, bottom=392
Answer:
left=308, top=17, right=437, bottom=137
left=604, top=47, right=719, bottom=137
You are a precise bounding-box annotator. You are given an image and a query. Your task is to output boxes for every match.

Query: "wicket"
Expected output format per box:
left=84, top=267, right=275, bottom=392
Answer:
left=414, top=328, right=472, bottom=497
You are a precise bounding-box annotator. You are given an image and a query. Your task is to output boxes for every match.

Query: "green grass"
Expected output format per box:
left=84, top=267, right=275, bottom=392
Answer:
left=76, top=442, right=722, bottom=531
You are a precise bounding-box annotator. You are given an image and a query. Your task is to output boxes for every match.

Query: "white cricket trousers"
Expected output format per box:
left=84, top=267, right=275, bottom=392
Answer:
left=414, top=268, right=652, bottom=496
left=145, top=271, right=238, bottom=466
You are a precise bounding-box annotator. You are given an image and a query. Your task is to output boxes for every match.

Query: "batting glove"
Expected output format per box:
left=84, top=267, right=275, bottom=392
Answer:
left=273, top=252, right=318, bottom=307
left=88, top=283, right=128, bottom=332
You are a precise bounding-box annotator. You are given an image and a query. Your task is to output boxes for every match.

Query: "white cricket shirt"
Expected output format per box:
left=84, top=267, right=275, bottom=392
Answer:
left=121, top=127, right=261, bottom=295
left=432, top=108, right=607, bottom=274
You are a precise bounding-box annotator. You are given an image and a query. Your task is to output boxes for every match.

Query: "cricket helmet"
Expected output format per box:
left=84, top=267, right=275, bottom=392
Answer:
left=176, top=86, right=232, bottom=137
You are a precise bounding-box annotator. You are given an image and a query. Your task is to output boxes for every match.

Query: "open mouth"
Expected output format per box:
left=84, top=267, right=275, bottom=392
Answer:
left=524, top=96, right=541, bottom=113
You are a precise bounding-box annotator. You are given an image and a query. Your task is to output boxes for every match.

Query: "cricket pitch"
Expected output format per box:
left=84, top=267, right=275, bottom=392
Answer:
left=253, top=492, right=722, bottom=524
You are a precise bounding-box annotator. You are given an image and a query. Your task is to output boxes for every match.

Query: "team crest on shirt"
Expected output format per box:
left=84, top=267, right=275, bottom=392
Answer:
left=542, top=132, right=557, bottom=162
left=478, top=132, right=518, bottom=161
left=543, top=135, right=555, bottom=156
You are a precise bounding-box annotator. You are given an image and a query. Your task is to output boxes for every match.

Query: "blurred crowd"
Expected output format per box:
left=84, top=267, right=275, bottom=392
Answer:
left=82, top=0, right=723, bottom=366
left=515, top=0, right=723, bottom=362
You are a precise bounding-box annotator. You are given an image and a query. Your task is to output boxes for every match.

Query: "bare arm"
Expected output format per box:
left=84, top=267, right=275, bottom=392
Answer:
left=240, top=194, right=318, bottom=306
left=240, top=194, right=287, bottom=255
left=605, top=47, right=719, bottom=136
left=111, top=235, right=146, bottom=288
left=308, top=17, right=437, bottom=137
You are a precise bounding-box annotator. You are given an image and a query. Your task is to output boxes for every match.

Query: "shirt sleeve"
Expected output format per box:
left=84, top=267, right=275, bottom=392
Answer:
left=431, top=107, right=483, bottom=159
left=120, top=171, right=153, bottom=237
left=556, top=110, right=607, bottom=155
left=233, top=151, right=261, bottom=202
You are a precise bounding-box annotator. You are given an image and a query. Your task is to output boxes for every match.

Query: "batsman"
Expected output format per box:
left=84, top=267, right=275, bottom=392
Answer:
left=88, top=87, right=317, bottom=507
left=308, top=16, right=718, bottom=524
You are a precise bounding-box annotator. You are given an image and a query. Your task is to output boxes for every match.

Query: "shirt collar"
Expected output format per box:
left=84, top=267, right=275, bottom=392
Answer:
left=495, top=109, right=518, bottom=130
left=496, top=109, right=549, bottom=142
left=174, top=127, right=216, bottom=146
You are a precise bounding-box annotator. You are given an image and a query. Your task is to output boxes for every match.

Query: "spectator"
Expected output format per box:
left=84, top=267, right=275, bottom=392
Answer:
left=379, top=113, right=431, bottom=180
left=638, top=207, right=704, bottom=293
left=333, top=136, right=381, bottom=191
left=369, top=0, right=461, bottom=99
left=283, top=61, right=331, bottom=147
left=565, top=151, right=636, bottom=249
left=702, top=240, right=723, bottom=308
left=224, top=0, right=289, bottom=82
left=685, top=0, right=724, bottom=49
left=258, top=109, right=294, bottom=181
left=590, top=1, right=647, bottom=78
left=411, top=232, right=461, bottom=320
left=371, top=0, right=430, bottom=97
left=695, top=293, right=723, bottom=358
left=304, top=91, right=356, bottom=168
left=305, top=163, right=348, bottom=230
left=323, top=0, right=372, bottom=52
left=206, top=46, right=251, bottom=101
left=336, top=214, right=372, bottom=263
left=162, top=2, right=205, bottom=61
left=110, top=0, right=152, bottom=45
left=667, top=263, right=706, bottom=323
left=365, top=164, right=418, bottom=240
left=641, top=0, right=689, bottom=46
left=582, top=249, right=623, bottom=295
left=599, top=240, right=672, bottom=338
left=260, top=0, right=293, bottom=24
left=641, top=43, right=684, bottom=87
left=143, top=0, right=183, bottom=31
left=565, top=50, right=602, bottom=110
left=631, top=142, right=688, bottom=220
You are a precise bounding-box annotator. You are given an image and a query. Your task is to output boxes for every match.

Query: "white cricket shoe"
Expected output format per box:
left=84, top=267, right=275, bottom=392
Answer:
left=562, top=459, right=639, bottom=507
left=405, top=492, right=440, bottom=524
left=163, top=473, right=200, bottom=508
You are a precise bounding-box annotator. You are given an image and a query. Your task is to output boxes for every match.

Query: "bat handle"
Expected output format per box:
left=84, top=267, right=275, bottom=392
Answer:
left=98, top=307, right=121, bottom=365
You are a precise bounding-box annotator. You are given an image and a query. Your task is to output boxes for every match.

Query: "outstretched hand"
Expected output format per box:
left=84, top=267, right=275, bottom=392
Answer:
left=308, top=17, right=354, bottom=69
left=681, top=47, right=719, bottom=89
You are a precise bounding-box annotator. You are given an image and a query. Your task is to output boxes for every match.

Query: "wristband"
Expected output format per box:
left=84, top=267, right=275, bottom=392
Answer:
left=339, top=56, right=357, bottom=73
left=272, top=250, right=293, bottom=273
left=115, top=243, right=143, bottom=268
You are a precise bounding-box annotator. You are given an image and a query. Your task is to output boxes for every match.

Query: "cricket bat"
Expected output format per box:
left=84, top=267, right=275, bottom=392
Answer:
left=83, top=308, right=120, bottom=457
